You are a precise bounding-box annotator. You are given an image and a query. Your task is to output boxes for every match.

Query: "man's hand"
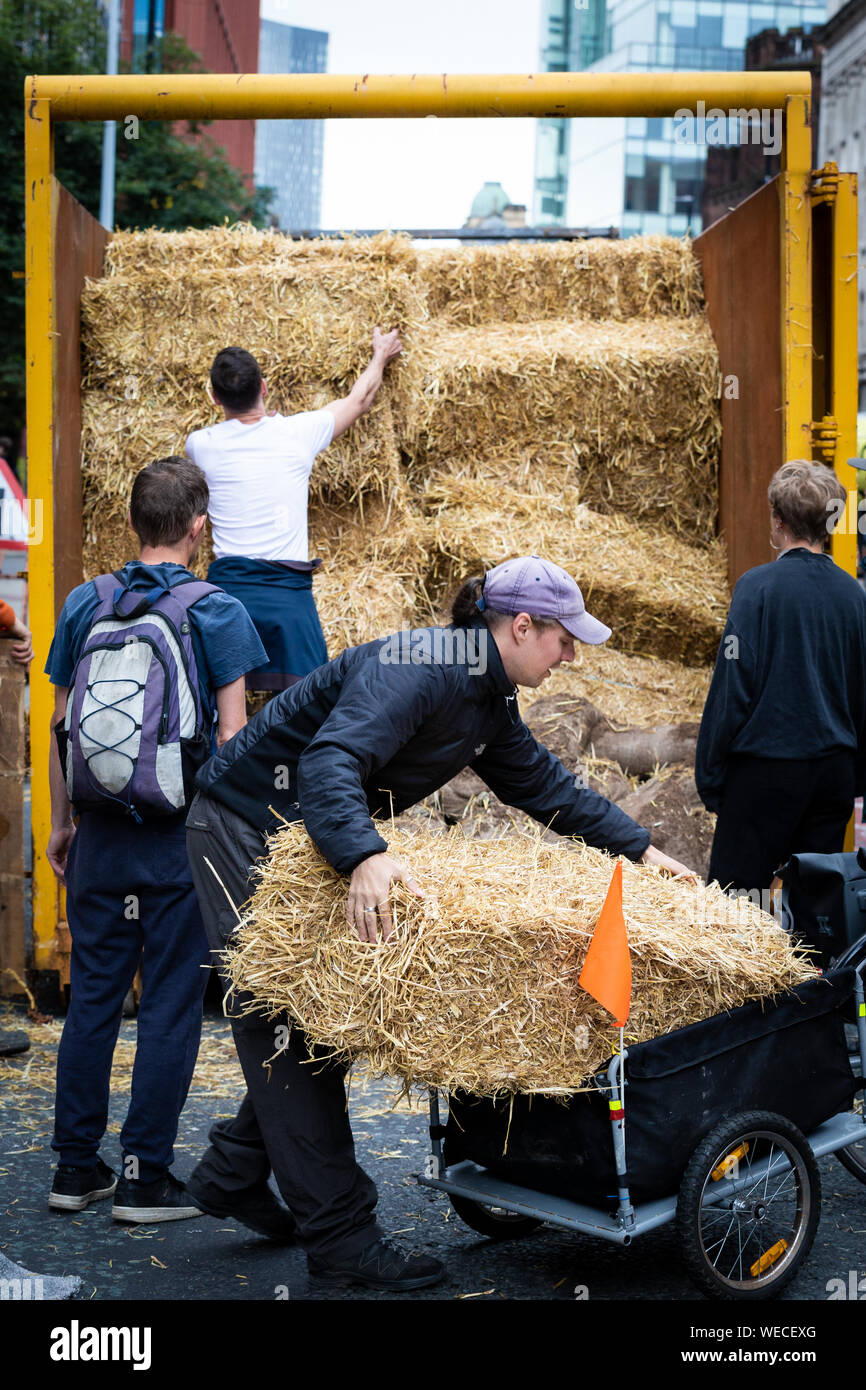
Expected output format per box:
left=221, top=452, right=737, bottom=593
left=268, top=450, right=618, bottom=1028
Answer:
left=346, top=852, right=425, bottom=943
left=47, top=826, right=76, bottom=882
left=641, top=843, right=697, bottom=882
left=372, top=326, right=402, bottom=363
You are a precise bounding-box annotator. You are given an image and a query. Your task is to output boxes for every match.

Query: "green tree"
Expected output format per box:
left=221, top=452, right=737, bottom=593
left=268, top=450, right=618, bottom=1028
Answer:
left=0, top=1, right=274, bottom=440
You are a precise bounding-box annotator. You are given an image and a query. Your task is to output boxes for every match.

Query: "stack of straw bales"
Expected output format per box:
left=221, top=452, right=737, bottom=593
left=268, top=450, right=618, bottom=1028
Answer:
left=224, top=822, right=815, bottom=1096
left=79, top=226, right=726, bottom=681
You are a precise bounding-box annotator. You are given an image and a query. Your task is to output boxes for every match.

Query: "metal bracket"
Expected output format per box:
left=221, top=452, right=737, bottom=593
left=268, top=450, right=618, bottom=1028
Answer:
left=812, top=414, right=839, bottom=462
left=811, top=161, right=840, bottom=205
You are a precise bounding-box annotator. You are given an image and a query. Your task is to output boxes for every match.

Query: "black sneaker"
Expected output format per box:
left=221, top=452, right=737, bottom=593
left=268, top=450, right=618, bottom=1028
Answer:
left=309, top=1238, right=444, bottom=1291
left=111, top=1170, right=201, bottom=1224
left=185, top=1178, right=297, bottom=1243
left=49, top=1158, right=117, bottom=1212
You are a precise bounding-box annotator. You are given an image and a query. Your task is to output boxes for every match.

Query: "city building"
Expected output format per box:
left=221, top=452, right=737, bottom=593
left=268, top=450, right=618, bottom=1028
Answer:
left=817, top=0, right=866, bottom=407
left=701, top=26, right=822, bottom=230
left=533, top=0, right=826, bottom=236
left=254, top=20, right=328, bottom=231
left=119, top=0, right=261, bottom=182
left=461, top=182, right=528, bottom=241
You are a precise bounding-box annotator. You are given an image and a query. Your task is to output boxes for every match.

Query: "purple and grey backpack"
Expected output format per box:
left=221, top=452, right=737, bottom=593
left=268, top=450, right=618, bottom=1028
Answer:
left=61, top=571, right=219, bottom=821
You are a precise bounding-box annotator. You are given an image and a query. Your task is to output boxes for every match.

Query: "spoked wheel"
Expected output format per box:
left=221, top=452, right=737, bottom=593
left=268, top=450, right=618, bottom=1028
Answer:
left=448, top=1192, right=542, bottom=1241
left=677, top=1111, right=820, bottom=1300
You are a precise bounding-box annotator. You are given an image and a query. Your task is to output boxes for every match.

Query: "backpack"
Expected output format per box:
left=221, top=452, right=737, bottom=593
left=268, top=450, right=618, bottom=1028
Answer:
left=777, top=849, right=866, bottom=970
left=59, top=570, right=219, bottom=821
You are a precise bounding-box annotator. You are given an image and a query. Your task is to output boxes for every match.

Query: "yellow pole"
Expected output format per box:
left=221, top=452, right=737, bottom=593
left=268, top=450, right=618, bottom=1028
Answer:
left=830, top=171, right=859, bottom=581
left=24, top=87, right=59, bottom=972
left=28, top=70, right=811, bottom=122
left=780, top=92, right=813, bottom=467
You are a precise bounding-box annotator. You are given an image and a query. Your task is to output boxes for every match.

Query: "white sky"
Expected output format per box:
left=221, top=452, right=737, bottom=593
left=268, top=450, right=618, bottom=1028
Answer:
left=260, top=0, right=543, bottom=229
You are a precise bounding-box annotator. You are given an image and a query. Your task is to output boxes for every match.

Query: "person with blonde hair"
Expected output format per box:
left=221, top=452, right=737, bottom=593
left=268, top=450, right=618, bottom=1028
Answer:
left=696, top=459, right=866, bottom=893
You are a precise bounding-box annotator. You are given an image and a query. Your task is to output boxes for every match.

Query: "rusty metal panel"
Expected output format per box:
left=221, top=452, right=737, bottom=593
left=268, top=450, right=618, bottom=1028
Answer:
left=695, top=179, right=782, bottom=588
left=52, top=181, right=109, bottom=611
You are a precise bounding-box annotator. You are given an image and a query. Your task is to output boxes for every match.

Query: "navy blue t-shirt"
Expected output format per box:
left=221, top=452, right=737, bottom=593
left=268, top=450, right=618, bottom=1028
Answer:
left=45, top=561, right=267, bottom=733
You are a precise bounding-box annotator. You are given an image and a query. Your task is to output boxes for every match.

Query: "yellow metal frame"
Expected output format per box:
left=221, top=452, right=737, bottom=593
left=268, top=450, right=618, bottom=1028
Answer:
left=23, top=69, right=846, bottom=969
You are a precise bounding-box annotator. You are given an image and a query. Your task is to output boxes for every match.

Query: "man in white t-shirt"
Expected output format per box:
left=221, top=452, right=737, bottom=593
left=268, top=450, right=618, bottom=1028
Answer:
left=185, top=328, right=402, bottom=692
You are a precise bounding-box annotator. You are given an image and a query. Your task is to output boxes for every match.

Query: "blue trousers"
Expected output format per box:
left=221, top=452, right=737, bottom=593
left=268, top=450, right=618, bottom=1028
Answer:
left=53, top=811, right=210, bottom=1181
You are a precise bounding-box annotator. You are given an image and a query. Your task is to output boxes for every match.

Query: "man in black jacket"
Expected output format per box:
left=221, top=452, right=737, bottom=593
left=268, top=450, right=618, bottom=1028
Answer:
left=184, top=555, right=691, bottom=1290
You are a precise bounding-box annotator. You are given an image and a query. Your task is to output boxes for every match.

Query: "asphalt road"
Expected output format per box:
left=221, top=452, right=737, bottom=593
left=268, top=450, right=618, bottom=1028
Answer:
left=2, top=1008, right=865, bottom=1306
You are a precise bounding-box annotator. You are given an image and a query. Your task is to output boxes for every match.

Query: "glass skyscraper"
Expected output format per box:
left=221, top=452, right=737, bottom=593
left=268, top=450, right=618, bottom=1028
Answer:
left=534, top=0, right=825, bottom=235
left=255, top=20, right=328, bottom=231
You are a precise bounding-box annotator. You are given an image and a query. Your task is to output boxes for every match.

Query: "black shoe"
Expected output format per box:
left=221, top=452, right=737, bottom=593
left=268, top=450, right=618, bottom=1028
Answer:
left=111, top=1170, right=201, bottom=1224
left=49, top=1157, right=117, bottom=1212
left=309, top=1238, right=444, bottom=1291
left=0, top=1027, right=30, bottom=1057
left=185, top=1178, right=297, bottom=1243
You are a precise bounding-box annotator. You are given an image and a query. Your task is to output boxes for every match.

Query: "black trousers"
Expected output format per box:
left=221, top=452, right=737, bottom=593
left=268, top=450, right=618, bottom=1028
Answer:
left=185, top=791, right=381, bottom=1262
left=708, top=751, right=856, bottom=894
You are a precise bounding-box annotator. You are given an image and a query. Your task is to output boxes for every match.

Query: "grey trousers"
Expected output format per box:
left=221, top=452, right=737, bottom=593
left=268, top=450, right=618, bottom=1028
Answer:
left=185, top=790, right=381, bottom=1261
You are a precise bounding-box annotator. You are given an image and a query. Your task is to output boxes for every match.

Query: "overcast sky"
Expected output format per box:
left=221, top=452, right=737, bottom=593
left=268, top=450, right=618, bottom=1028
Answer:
left=260, top=0, right=543, bottom=229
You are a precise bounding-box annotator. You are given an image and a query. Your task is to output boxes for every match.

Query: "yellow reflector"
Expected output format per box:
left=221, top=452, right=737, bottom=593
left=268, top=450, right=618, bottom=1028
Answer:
left=711, top=1142, right=750, bottom=1181
left=750, top=1239, right=788, bottom=1276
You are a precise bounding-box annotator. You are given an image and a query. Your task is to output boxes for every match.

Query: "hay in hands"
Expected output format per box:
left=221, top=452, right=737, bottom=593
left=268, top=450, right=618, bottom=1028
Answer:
left=224, top=821, right=816, bottom=1097
left=423, top=476, right=728, bottom=665
left=419, top=236, right=707, bottom=325
left=410, top=318, right=720, bottom=542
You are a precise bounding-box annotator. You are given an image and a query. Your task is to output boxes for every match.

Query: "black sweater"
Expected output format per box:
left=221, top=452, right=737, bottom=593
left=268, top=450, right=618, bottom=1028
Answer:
left=695, top=549, right=866, bottom=813
left=195, top=619, right=651, bottom=873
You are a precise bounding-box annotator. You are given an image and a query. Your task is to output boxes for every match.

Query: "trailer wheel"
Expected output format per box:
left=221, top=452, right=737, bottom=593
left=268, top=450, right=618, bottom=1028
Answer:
left=676, top=1111, right=820, bottom=1300
left=448, top=1193, right=542, bottom=1241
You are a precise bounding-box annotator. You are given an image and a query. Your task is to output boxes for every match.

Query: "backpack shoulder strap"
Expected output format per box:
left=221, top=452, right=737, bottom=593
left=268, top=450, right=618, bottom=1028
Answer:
left=165, top=577, right=222, bottom=606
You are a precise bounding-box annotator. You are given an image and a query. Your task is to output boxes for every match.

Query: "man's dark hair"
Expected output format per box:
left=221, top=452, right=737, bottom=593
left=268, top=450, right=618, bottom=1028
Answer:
left=210, top=346, right=263, bottom=412
left=129, top=457, right=209, bottom=548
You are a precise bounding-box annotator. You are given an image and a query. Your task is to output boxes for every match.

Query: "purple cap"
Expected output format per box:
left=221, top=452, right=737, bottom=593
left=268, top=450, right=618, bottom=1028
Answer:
left=478, top=555, right=611, bottom=645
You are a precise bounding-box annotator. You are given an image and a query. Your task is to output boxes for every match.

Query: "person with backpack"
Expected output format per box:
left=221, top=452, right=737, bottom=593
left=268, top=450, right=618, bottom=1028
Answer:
left=45, top=456, right=270, bottom=1225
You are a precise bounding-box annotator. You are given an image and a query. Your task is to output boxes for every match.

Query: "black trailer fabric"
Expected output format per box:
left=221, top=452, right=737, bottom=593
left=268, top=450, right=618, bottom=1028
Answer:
left=445, top=971, right=858, bottom=1207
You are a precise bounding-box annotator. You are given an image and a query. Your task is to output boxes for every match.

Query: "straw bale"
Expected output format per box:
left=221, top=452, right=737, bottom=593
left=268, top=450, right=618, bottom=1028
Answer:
left=419, top=235, right=706, bottom=325
left=308, top=490, right=435, bottom=655
left=409, top=318, right=720, bottom=540
left=82, top=261, right=427, bottom=400
left=521, top=649, right=712, bottom=727
left=424, top=477, right=728, bottom=665
left=224, top=820, right=815, bottom=1096
left=104, top=226, right=419, bottom=276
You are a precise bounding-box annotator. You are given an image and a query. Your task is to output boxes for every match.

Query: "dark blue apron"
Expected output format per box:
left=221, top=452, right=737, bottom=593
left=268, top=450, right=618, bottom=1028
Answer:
left=207, top=556, right=328, bottom=691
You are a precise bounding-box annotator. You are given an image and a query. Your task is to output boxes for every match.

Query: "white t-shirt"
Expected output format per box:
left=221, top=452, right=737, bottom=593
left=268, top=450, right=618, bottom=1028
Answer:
left=185, top=411, right=335, bottom=561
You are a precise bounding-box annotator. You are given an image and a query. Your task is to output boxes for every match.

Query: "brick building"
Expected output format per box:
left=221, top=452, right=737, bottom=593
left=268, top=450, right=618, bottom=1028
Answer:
left=701, top=28, right=823, bottom=231
left=119, top=0, right=261, bottom=182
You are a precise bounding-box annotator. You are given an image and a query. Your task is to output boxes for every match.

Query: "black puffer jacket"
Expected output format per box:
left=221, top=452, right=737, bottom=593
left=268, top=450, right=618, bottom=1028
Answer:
left=195, top=620, right=651, bottom=874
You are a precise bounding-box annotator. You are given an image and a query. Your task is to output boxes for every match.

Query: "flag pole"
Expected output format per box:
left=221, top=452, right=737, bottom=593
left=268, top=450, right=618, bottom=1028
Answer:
left=607, top=1037, right=634, bottom=1230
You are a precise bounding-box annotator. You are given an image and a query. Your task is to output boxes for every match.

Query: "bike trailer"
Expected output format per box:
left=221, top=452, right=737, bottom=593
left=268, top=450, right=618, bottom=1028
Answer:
left=445, top=970, right=859, bottom=1207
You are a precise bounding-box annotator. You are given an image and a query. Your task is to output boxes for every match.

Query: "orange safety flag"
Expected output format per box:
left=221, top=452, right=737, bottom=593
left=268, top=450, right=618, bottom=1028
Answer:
left=579, top=861, right=631, bottom=1027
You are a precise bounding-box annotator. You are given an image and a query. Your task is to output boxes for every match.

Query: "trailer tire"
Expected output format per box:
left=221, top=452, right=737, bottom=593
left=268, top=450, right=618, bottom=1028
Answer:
left=448, top=1193, right=542, bottom=1241
left=676, top=1110, right=820, bottom=1300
